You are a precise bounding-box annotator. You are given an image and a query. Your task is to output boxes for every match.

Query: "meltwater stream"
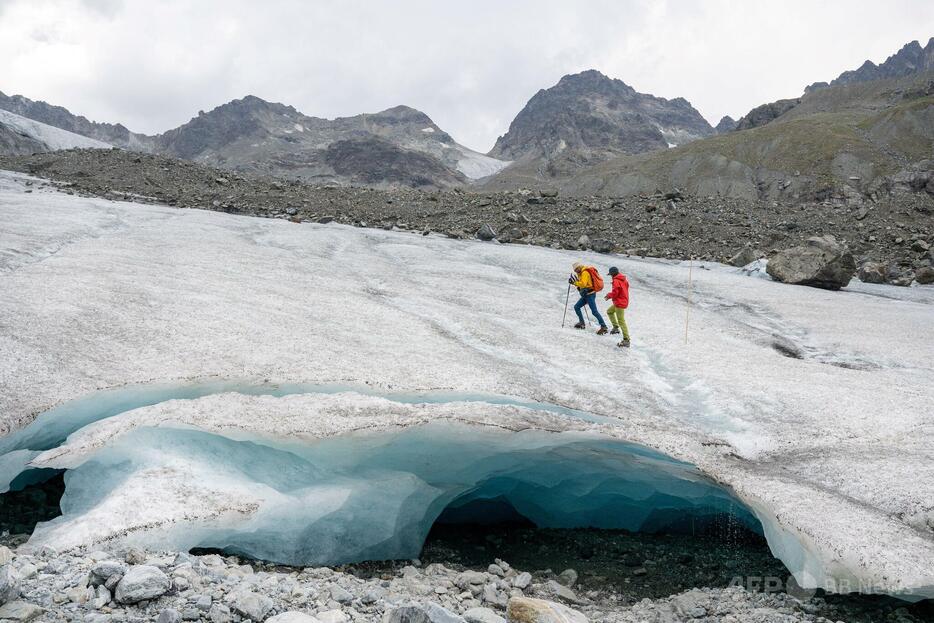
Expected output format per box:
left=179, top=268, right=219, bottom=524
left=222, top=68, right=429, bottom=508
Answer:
left=1, top=380, right=761, bottom=567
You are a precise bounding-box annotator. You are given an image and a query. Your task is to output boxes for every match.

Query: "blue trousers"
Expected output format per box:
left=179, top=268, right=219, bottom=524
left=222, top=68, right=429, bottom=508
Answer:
left=574, top=292, right=607, bottom=327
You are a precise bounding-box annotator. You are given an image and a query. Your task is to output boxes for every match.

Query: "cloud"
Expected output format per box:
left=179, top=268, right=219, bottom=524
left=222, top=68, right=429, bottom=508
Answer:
left=0, top=0, right=931, bottom=152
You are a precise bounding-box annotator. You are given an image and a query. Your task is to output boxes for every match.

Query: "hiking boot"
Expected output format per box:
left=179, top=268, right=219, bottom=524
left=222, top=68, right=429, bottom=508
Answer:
left=610, top=327, right=620, bottom=335
left=596, top=326, right=608, bottom=335
left=573, top=322, right=585, bottom=330
left=618, top=339, right=631, bottom=348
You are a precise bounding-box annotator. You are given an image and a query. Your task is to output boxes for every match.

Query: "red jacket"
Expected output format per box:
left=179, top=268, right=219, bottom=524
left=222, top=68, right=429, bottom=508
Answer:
left=606, top=273, right=630, bottom=308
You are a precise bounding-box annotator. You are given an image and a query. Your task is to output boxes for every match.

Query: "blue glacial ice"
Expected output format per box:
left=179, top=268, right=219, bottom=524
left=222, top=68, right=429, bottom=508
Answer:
left=30, top=414, right=758, bottom=566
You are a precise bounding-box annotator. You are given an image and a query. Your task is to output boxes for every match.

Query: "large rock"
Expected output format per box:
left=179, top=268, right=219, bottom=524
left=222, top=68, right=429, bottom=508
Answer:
left=476, top=224, right=497, bottom=241
left=90, top=560, right=127, bottom=585
left=915, top=266, right=934, bottom=285
left=230, top=591, right=274, bottom=622
left=886, top=263, right=915, bottom=287
left=114, top=565, right=170, bottom=604
left=506, top=597, right=588, bottom=623
left=857, top=261, right=886, bottom=284
left=729, top=247, right=760, bottom=267
left=0, top=565, right=19, bottom=605
left=766, top=235, right=855, bottom=289
left=590, top=239, right=615, bottom=254
left=383, top=602, right=466, bottom=623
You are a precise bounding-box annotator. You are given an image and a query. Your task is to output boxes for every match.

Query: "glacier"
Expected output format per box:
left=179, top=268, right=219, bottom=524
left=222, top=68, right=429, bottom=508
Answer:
left=0, top=169, right=933, bottom=599
left=0, top=109, right=111, bottom=151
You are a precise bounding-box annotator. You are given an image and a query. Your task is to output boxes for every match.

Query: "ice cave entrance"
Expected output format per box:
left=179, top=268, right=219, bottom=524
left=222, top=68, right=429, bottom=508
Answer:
left=1, top=381, right=763, bottom=568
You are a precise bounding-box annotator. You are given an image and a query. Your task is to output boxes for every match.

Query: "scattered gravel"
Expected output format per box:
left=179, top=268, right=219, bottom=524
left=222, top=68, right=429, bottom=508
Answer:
left=3, top=544, right=930, bottom=623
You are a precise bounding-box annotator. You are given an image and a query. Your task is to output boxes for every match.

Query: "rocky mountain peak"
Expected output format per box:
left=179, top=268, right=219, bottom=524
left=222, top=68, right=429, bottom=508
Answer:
left=809, top=37, right=934, bottom=91
left=488, top=69, right=712, bottom=164
left=715, top=116, right=737, bottom=133
left=369, top=105, right=433, bottom=124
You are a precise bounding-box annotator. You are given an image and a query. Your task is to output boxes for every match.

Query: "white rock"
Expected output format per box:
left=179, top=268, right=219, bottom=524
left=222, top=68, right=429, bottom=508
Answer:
left=463, top=606, right=505, bottom=623
left=115, top=565, right=171, bottom=604
left=512, top=573, right=532, bottom=590
left=316, top=609, right=348, bottom=623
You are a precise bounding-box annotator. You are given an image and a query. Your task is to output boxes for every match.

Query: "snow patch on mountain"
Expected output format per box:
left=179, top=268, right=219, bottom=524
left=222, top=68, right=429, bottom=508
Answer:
left=455, top=147, right=511, bottom=179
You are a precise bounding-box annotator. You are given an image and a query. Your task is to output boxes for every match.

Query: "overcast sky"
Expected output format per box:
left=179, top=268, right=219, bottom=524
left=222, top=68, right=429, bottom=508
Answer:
left=1, top=0, right=932, bottom=152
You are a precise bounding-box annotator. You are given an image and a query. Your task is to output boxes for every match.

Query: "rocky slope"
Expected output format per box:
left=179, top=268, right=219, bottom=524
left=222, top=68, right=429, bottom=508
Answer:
left=714, top=116, right=736, bottom=134
left=0, top=93, right=507, bottom=189
left=151, top=96, right=506, bottom=188
left=737, top=37, right=934, bottom=132
left=2, top=148, right=930, bottom=285
left=486, top=70, right=712, bottom=180
left=558, top=69, right=934, bottom=203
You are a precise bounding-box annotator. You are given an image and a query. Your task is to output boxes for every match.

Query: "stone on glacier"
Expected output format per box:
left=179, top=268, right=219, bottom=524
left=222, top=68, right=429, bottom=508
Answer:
left=115, top=565, right=170, bottom=604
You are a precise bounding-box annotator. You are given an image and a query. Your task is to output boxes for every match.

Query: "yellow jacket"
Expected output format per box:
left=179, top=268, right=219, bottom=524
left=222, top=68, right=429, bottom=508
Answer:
left=573, top=267, right=594, bottom=290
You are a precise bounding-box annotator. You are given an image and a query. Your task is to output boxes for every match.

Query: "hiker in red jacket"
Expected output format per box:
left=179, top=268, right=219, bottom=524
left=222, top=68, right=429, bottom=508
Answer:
left=604, top=267, right=631, bottom=347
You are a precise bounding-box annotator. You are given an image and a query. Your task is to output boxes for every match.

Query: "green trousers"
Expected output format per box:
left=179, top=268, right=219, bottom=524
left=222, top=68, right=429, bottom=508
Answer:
left=606, top=305, right=630, bottom=339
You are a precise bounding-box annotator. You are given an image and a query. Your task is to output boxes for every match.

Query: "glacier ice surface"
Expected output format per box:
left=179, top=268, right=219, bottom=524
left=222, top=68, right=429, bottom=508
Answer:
left=1, top=170, right=933, bottom=598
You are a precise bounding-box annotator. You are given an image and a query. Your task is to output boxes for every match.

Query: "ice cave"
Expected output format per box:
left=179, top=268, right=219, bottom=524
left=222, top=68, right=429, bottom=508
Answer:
left=1, top=384, right=760, bottom=568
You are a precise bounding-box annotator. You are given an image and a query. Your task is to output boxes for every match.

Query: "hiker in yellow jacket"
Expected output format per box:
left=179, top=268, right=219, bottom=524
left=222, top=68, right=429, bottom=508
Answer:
left=569, top=262, right=609, bottom=335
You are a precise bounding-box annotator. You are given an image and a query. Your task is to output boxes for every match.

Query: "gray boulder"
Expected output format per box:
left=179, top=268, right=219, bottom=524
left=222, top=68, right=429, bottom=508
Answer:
left=476, top=224, right=496, bottom=241
left=383, top=602, right=466, bottom=623
left=90, top=560, right=127, bottom=585
left=729, top=247, right=760, bottom=267
left=886, top=263, right=915, bottom=287
left=590, top=239, right=615, bottom=254
left=915, top=266, right=934, bottom=285
left=114, top=565, right=171, bottom=604
left=857, top=261, right=886, bottom=284
left=766, top=235, right=855, bottom=289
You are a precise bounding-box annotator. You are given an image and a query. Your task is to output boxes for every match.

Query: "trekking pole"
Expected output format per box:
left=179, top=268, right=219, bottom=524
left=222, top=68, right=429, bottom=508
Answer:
left=561, top=284, right=571, bottom=328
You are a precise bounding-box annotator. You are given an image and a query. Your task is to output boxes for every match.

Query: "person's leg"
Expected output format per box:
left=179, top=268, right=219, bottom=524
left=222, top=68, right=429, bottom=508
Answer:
left=573, top=296, right=586, bottom=325
left=607, top=305, right=619, bottom=327
left=618, top=308, right=630, bottom=341
left=587, top=294, right=607, bottom=327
